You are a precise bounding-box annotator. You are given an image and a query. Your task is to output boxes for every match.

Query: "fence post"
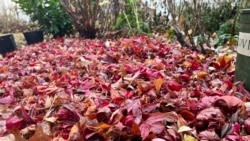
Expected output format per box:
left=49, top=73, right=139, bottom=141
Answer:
left=235, top=9, right=250, bottom=91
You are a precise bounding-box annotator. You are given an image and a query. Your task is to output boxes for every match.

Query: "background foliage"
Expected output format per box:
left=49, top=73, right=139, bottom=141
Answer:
left=8, top=0, right=245, bottom=48
left=13, top=0, right=74, bottom=38
left=0, top=2, right=30, bottom=33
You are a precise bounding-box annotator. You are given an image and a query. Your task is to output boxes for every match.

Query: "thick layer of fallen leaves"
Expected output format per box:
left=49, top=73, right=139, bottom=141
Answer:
left=0, top=36, right=250, bottom=140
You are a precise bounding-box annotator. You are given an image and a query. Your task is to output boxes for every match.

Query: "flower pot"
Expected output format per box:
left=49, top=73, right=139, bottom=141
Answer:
left=23, top=30, right=44, bottom=45
left=0, top=34, right=17, bottom=57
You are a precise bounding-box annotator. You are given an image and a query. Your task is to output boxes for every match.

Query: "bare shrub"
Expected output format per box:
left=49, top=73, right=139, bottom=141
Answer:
left=60, top=0, right=122, bottom=39
left=0, top=2, right=30, bottom=33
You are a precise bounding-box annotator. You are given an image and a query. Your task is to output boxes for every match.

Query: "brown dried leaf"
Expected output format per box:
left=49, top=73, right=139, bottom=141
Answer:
left=131, top=123, right=141, bottom=136
left=28, top=124, right=52, bottom=141
left=197, top=71, right=208, bottom=79
left=12, top=129, right=27, bottom=141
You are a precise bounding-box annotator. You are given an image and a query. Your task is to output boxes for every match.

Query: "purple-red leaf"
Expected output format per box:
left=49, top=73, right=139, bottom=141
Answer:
left=167, top=81, right=183, bottom=91
left=139, top=123, right=150, bottom=140
left=6, top=116, right=24, bottom=130
left=196, top=107, right=225, bottom=131
left=0, top=88, right=15, bottom=105
left=127, top=99, right=142, bottom=125
left=146, top=112, right=178, bottom=125
left=139, top=112, right=178, bottom=139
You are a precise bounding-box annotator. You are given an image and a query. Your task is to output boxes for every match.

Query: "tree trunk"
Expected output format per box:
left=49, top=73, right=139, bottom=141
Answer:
left=78, top=27, right=97, bottom=39
left=60, top=0, right=99, bottom=39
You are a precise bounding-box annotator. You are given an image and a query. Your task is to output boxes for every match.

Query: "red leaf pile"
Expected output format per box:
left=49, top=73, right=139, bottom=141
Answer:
left=0, top=36, right=249, bottom=140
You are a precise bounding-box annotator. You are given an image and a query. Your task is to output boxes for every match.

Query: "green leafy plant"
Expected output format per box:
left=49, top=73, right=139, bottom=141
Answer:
left=217, top=21, right=239, bottom=35
left=114, top=0, right=150, bottom=36
left=167, top=28, right=175, bottom=40
left=13, top=0, right=74, bottom=38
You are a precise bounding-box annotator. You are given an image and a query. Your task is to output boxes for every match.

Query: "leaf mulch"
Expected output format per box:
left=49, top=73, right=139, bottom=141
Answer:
left=0, top=36, right=250, bottom=141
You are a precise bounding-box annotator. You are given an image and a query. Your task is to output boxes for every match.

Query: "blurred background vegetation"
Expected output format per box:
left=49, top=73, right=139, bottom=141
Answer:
left=0, top=0, right=249, bottom=51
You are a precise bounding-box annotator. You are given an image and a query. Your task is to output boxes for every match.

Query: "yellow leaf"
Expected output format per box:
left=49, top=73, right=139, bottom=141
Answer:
left=188, top=29, right=192, bottom=35
left=197, top=71, right=208, bottom=79
left=89, top=123, right=111, bottom=132
left=154, top=78, right=163, bottom=93
left=70, top=124, right=79, bottom=134
left=68, top=123, right=81, bottom=141
left=178, top=126, right=193, bottom=133
left=211, top=32, right=217, bottom=39
left=88, top=123, right=113, bottom=138
left=217, top=55, right=233, bottom=69
left=197, top=54, right=205, bottom=60
left=98, top=123, right=111, bottom=130
left=44, top=117, right=58, bottom=123
left=182, top=61, right=191, bottom=67
left=184, top=134, right=198, bottom=141
left=227, top=64, right=235, bottom=72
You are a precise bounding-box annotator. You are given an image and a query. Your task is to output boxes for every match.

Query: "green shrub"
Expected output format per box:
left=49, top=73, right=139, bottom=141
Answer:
left=217, top=21, right=239, bottom=35
left=13, top=0, right=74, bottom=38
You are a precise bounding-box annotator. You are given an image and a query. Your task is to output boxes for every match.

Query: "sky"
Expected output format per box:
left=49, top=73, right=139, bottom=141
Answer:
left=0, top=0, right=29, bottom=21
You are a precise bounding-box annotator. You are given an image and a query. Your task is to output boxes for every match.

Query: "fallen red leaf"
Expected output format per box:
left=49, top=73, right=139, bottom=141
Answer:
left=6, top=116, right=24, bottom=130
left=167, top=80, right=183, bottom=91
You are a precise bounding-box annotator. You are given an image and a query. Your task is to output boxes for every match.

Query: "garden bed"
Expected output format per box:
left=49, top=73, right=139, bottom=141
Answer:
left=0, top=36, right=249, bottom=140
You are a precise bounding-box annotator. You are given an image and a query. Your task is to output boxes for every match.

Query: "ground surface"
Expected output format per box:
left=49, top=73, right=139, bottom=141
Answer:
left=0, top=36, right=249, bottom=140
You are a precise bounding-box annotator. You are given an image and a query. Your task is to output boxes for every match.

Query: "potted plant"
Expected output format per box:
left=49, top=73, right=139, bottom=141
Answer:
left=13, top=0, right=74, bottom=43
left=0, top=34, right=17, bottom=57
